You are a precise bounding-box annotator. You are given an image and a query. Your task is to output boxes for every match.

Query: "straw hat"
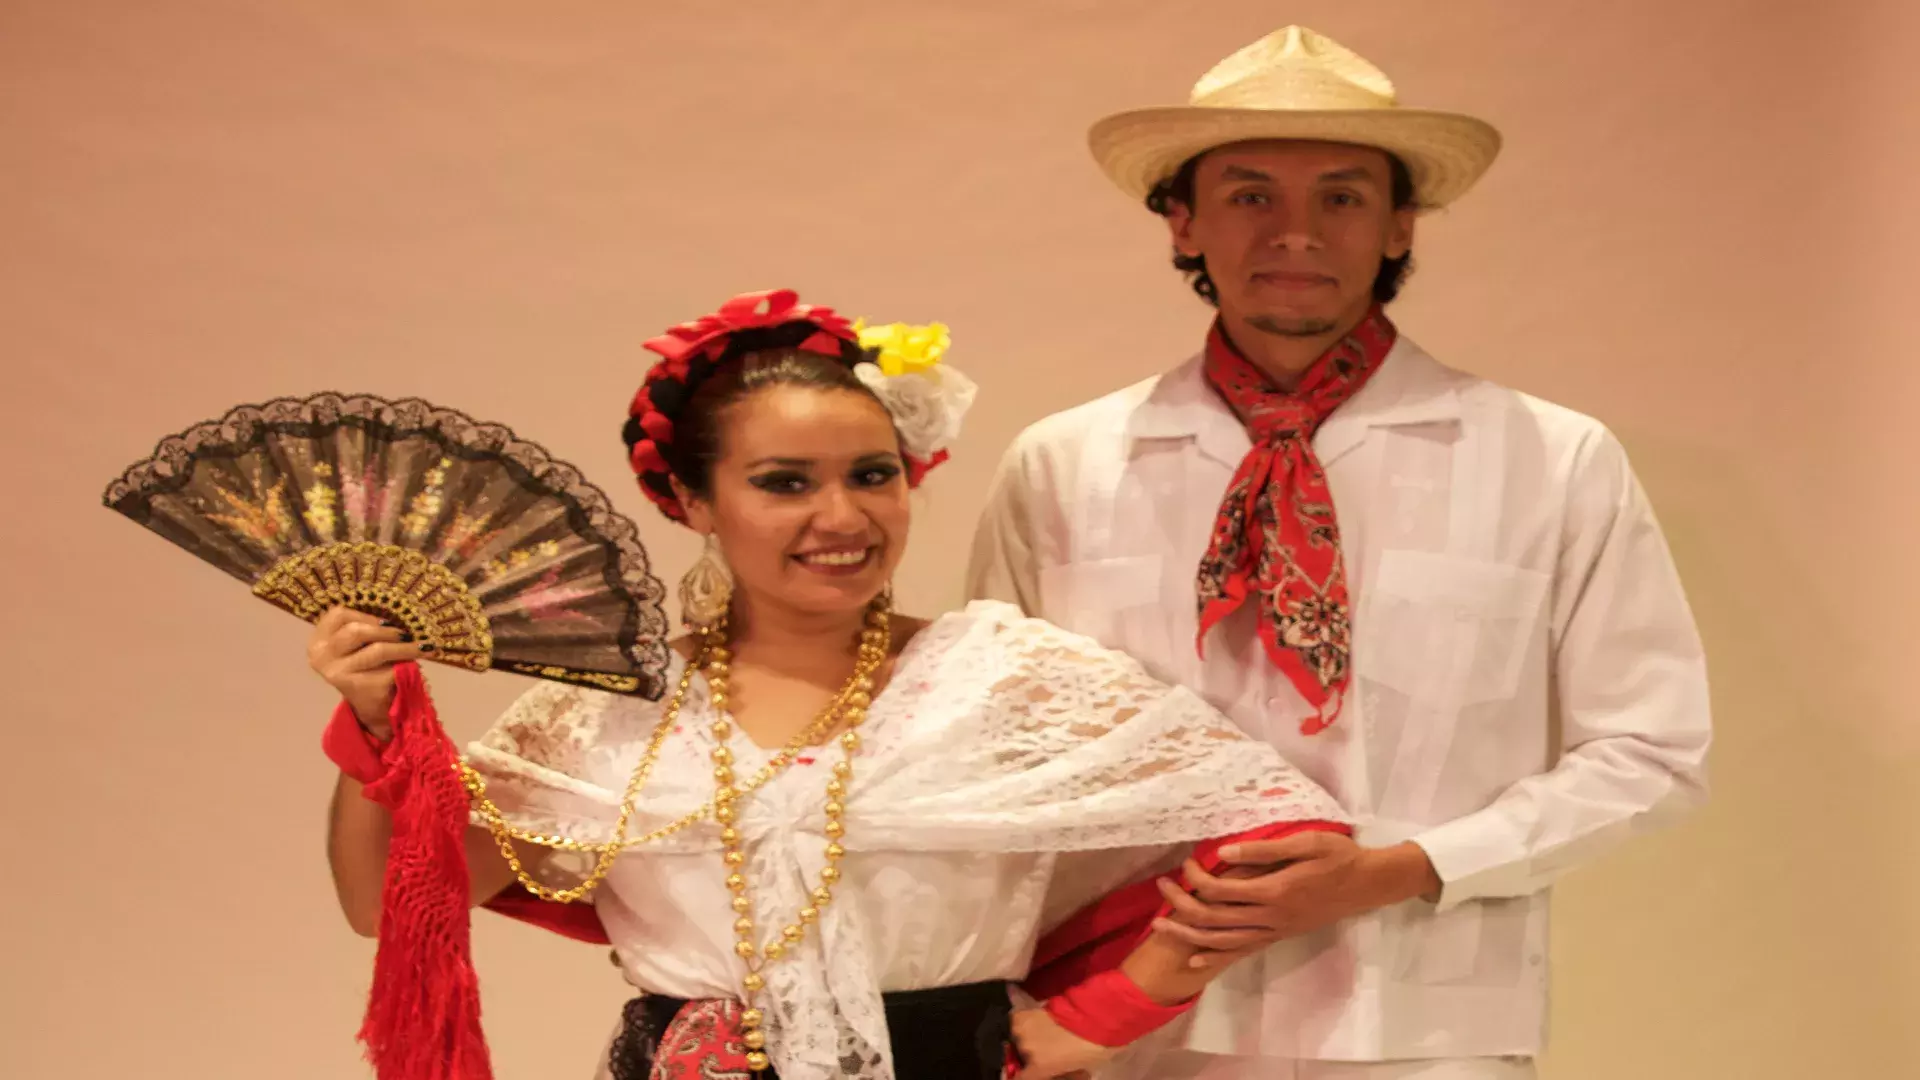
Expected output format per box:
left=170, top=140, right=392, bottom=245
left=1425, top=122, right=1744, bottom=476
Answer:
left=1089, top=25, right=1501, bottom=211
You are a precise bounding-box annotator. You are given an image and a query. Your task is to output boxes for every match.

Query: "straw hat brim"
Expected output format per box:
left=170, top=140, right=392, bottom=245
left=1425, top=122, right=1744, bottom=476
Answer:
left=1089, top=106, right=1501, bottom=211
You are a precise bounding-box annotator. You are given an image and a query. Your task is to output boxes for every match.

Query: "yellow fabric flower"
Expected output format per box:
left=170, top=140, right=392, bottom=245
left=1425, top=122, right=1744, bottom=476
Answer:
left=854, top=318, right=951, bottom=377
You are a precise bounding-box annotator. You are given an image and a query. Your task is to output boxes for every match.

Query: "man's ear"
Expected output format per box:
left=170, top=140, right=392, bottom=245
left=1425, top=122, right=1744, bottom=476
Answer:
left=1167, top=200, right=1201, bottom=258
left=1385, top=206, right=1415, bottom=260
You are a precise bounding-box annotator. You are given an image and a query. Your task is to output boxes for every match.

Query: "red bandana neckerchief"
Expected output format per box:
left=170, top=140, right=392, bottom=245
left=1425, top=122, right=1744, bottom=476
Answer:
left=1195, top=307, right=1396, bottom=735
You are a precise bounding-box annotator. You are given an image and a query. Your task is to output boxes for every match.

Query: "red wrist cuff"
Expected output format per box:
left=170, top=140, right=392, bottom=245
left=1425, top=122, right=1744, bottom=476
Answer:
left=322, top=699, right=392, bottom=785
left=1044, top=968, right=1197, bottom=1049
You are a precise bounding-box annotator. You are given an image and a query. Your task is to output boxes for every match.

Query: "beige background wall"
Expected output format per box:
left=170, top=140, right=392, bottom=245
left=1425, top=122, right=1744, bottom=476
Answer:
left=4, top=2, right=1914, bottom=1077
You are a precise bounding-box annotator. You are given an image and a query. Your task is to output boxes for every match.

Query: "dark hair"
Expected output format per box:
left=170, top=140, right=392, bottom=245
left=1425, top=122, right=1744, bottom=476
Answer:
left=621, top=322, right=883, bottom=508
left=1144, top=150, right=1418, bottom=307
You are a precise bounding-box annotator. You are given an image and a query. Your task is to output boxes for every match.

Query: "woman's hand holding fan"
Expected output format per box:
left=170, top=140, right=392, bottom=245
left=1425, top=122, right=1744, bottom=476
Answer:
left=309, top=606, right=430, bottom=738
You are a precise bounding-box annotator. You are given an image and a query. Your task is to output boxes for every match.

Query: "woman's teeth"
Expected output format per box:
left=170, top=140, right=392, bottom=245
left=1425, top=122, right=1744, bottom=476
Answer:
left=799, top=549, right=868, bottom=567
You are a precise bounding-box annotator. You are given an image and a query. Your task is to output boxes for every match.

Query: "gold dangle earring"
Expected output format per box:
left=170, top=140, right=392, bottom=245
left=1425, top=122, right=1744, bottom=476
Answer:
left=678, top=533, right=733, bottom=632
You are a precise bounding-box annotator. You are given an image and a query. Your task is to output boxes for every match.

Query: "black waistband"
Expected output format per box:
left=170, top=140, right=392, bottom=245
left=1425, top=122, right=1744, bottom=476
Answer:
left=611, top=981, right=1013, bottom=1080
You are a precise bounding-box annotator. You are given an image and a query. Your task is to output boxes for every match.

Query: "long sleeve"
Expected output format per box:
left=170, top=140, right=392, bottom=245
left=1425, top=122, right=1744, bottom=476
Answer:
left=965, top=439, right=1047, bottom=614
left=1410, top=429, right=1712, bottom=909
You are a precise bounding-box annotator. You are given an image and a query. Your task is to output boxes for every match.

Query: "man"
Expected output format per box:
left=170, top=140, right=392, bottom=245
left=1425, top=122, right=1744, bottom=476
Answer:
left=969, top=25, right=1712, bottom=1080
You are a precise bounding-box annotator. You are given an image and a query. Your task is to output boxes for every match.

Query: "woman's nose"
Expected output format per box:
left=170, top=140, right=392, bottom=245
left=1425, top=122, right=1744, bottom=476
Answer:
left=811, top=483, right=867, bottom=534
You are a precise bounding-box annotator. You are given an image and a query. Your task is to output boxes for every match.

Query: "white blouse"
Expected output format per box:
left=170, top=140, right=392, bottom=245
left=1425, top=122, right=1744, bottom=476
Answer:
left=467, top=600, right=1349, bottom=1080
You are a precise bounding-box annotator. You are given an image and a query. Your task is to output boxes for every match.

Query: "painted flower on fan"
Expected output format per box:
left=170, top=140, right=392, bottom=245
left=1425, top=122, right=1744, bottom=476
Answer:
left=484, top=540, right=562, bottom=582
left=340, top=466, right=400, bottom=531
left=302, top=479, right=340, bottom=541
left=437, top=510, right=501, bottom=562
left=850, top=319, right=977, bottom=462
left=517, top=567, right=594, bottom=622
left=207, top=476, right=296, bottom=547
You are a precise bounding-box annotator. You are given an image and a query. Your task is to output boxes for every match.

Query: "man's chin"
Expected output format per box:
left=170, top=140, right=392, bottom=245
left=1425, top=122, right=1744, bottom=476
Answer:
left=1247, top=314, right=1341, bottom=339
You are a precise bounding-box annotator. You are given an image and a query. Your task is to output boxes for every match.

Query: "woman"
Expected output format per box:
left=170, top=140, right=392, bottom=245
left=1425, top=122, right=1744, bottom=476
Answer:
left=317, top=290, right=1350, bottom=1080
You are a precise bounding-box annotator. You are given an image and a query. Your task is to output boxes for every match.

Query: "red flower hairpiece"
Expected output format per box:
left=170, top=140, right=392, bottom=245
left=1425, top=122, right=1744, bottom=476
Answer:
left=641, top=288, right=856, bottom=367
left=627, top=289, right=861, bottom=523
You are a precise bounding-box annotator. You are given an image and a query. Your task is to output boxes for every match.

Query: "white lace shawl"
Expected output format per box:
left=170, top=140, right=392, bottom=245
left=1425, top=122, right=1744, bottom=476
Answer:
left=466, top=600, right=1350, bottom=1080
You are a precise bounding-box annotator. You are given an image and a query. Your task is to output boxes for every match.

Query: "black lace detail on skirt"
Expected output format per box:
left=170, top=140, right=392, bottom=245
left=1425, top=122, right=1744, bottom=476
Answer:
left=606, top=996, right=667, bottom=1080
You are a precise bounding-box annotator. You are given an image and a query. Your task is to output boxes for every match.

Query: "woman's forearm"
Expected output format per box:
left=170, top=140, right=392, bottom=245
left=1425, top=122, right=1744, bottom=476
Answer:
left=327, top=773, right=394, bottom=937
left=1014, top=929, right=1216, bottom=1070
left=327, top=768, right=526, bottom=938
left=1117, top=927, right=1215, bottom=1005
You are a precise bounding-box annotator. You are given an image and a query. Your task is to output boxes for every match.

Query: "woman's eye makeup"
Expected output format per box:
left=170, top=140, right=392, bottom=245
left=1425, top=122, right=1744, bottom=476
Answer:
left=748, top=469, right=811, bottom=494
left=852, top=462, right=902, bottom=486
left=744, top=457, right=901, bottom=495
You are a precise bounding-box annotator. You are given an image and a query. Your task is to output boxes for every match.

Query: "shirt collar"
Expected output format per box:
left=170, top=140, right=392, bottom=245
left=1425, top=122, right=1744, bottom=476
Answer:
left=1126, top=335, right=1467, bottom=469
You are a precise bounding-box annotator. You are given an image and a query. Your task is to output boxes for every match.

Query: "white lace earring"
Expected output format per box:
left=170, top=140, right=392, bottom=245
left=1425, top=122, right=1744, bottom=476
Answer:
left=678, top=533, right=733, bottom=631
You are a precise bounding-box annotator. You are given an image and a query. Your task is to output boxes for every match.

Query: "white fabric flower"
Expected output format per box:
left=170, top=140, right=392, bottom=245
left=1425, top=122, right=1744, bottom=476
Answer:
left=853, top=362, right=978, bottom=460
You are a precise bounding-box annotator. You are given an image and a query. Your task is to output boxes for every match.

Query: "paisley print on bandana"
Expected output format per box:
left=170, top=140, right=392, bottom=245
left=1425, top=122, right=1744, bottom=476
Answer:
left=1196, top=307, right=1396, bottom=735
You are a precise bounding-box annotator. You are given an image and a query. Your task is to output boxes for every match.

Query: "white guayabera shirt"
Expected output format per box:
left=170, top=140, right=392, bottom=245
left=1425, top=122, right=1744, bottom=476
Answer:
left=466, top=601, right=1351, bottom=1080
left=966, top=337, right=1713, bottom=1068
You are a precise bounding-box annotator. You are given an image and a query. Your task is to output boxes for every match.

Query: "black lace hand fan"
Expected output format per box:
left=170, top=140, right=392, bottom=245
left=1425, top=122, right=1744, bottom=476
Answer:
left=102, top=392, right=672, bottom=699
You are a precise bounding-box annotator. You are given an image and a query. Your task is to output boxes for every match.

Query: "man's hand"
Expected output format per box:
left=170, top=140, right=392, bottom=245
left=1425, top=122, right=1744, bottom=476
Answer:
left=1008, top=1008, right=1111, bottom=1080
left=1149, top=833, right=1442, bottom=970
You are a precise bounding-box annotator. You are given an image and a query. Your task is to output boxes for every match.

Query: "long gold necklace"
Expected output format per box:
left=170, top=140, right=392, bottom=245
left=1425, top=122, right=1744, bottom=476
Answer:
left=459, top=667, right=682, bottom=903
left=466, top=670, right=861, bottom=863
left=462, top=617, right=876, bottom=902
left=710, top=596, right=890, bottom=1072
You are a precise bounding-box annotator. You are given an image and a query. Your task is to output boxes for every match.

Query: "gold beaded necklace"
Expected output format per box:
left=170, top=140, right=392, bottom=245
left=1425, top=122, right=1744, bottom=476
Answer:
left=462, top=608, right=884, bottom=903
left=707, top=595, right=891, bottom=1072
left=464, top=664, right=864, bottom=882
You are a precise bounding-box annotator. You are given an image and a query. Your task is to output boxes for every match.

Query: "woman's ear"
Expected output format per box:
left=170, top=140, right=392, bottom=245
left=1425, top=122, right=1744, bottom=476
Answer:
left=670, top=475, right=713, bottom=533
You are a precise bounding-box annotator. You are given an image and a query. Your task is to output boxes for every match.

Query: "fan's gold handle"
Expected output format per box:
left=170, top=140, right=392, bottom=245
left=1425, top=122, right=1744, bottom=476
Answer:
left=254, top=542, right=493, bottom=671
